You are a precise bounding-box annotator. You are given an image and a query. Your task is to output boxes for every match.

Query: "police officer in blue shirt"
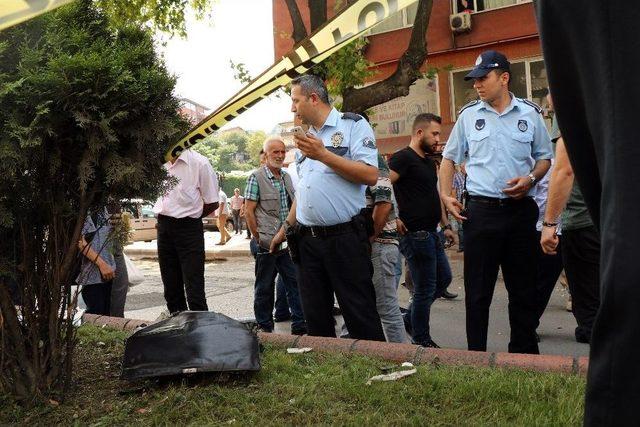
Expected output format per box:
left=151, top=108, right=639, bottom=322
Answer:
left=270, top=74, right=385, bottom=341
left=439, top=50, right=553, bottom=354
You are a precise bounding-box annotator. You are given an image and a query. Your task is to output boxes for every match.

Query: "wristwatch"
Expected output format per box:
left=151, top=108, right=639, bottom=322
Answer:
left=527, top=173, right=537, bottom=186
left=542, top=221, right=558, bottom=228
left=442, top=224, right=453, bottom=231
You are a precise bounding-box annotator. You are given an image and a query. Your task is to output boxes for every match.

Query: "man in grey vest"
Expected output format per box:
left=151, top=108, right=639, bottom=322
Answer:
left=244, top=137, right=306, bottom=335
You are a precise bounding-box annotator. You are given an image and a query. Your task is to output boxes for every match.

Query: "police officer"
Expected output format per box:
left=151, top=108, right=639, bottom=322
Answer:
left=439, top=50, right=553, bottom=354
left=270, top=74, right=385, bottom=341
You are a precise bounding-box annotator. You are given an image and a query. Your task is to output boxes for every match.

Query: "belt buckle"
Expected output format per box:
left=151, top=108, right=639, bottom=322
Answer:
left=310, top=226, right=317, bottom=238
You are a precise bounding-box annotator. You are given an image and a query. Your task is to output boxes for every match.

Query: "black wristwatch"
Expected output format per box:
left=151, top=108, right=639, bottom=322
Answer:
left=542, top=221, right=558, bottom=228
left=442, top=224, right=453, bottom=231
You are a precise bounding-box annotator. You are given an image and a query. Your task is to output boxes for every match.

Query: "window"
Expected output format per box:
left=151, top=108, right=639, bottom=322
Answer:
left=369, top=4, right=419, bottom=35
left=453, top=0, right=532, bottom=14
left=450, top=58, right=548, bottom=120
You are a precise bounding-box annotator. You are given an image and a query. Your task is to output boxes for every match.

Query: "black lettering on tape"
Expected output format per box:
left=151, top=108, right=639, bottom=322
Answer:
left=287, top=51, right=302, bottom=66
left=188, top=133, right=205, bottom=146
left=224, top=114, right=236, bottom=121
left=358, top=1, right=396, bottom=32
left=286, top=69, right=301, bottom=79
left=301, top=39, right=319, bottom=57
left=171, top=146, right=184, bottom=158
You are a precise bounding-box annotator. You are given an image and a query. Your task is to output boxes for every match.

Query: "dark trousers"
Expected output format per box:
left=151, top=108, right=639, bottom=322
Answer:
left=463, top=197, right=539, bottom=354
left=536, top=2, right=639, bottom=423
left=535, top=231, right=564, bottom=326
left=274, top=275, right=290, bottom=319
left=82, top=281, right=113, bottom=315
left=561, top=226, right=600, bottom=342
left=157, top=215, right=208, bottom=313
left=231, top=209, right=241, bottom=233
left=297, top=229, right=385, bottom=341
left=253, top=245, right=305, bottom=332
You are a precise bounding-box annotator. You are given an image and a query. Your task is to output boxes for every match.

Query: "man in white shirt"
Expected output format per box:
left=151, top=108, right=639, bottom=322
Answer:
left=153, top=149, right=219, bottom=313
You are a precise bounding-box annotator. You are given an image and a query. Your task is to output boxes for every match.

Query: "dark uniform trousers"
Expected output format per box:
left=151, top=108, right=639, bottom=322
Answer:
left=463, top=197, right=539, bottom=354
left=535, top=231, right=564, bottom=327
left=296, top=227, right=385, bottom=341
left=536, top=2, right=640, bottom=424
left=157, top=215, right=208, bottom=313
left=561, top=226, right=601, bottom=343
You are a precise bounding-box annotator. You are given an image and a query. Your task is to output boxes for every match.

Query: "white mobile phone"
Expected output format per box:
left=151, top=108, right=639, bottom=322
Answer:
left=280, top=126, right=306, bottom=138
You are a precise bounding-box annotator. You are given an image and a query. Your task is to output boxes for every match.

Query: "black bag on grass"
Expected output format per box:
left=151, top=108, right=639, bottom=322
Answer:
left=121, top=311, right=260, bottom=380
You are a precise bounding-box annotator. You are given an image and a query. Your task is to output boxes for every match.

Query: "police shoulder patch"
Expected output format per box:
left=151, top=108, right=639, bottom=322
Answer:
left=341, top=112, right=363, bottom=122
left=457, top=99, right=480, bottom=115
left=362, top=137, right=377, bottom=149
left=518, top=98, right=543, bottom=114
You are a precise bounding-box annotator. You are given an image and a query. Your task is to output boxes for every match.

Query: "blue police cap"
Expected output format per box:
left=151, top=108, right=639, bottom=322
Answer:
left=464, top=50, right=511, bottom=81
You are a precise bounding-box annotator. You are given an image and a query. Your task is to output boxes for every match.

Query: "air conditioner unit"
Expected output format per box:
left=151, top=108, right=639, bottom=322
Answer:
left=450, top=12, right=472, bottom=33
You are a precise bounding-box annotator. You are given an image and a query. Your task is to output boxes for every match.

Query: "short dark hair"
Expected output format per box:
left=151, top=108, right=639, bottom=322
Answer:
left=412, top=113, right=442, bottom=133
left=492, top=68, right=511, bottom=83
left=291, top=74, right=330, bottom=105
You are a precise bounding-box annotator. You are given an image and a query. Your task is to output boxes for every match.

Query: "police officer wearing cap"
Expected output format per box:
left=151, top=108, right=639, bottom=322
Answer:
left=270, top=74, right=385, bottom=341
left=439, top=50, right=553, bottom=354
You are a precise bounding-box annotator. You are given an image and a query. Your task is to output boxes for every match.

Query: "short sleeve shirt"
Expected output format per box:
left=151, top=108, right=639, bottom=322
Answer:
left=367, top=155, right=399, bottom=243
left=295, top=108, right=378, bottom=226
left=388, top=147, right=441, bottom=232
left=76, top=208, right=116, bottom=286
left=443, top=94, right=553, bottom=199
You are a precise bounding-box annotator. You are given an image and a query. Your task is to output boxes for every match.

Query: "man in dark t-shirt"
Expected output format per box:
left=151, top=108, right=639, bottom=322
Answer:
left=389, top=113, right=454, bottom=348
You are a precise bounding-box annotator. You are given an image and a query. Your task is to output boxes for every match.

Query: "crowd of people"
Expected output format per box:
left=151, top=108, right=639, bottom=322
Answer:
left=86, top=56, right=591, bottom=353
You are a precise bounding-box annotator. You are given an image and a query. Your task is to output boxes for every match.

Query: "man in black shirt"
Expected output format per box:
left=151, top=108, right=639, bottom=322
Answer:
left=389, top=113, right=453, bottom=347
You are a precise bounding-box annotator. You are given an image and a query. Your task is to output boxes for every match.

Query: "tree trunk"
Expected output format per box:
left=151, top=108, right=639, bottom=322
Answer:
left=341, top=0, right=433, bottom=114
left=285, top=0, right=434, bottom=115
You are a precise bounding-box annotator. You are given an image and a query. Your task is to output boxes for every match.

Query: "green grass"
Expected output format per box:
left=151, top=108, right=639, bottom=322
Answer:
left=1, top=325, right=585, bottom=426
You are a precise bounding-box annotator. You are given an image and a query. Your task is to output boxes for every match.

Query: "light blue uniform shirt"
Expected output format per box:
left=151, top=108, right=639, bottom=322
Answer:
left=296, top=108, right=378, bottom=226
left=443, top=94, right=553, bottom=199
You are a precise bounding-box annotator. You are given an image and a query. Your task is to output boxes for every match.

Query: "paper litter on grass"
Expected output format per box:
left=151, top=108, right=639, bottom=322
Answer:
left=287, top=347, right=313, bottom=354
left=366, top=368, right=417, bottom=385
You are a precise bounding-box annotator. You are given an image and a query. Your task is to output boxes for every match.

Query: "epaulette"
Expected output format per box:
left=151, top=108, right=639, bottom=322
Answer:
left=518, top=98, right=543, bottom=114
left=457, top=99, right=480, bottom=115
left=341, top=112, right=363, bottom=122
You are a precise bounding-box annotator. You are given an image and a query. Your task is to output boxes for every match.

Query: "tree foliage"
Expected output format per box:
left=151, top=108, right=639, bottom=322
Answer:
left=0, top=0, right=187, bottom=401
left=95, top=0, right=216, bottom=37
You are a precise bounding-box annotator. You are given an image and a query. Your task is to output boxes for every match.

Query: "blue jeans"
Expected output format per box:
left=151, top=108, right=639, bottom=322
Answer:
left=253, top=244, right=305, bottom=332
left=400, top=231, right=439, bottom=345
left=435, top=231, right=453, bottom=298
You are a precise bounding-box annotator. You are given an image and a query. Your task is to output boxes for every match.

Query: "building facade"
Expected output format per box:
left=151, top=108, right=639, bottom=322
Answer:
left=272, top=0, right=546, bottom=154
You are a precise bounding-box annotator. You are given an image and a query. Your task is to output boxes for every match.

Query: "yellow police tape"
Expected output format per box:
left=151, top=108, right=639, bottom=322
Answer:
left=164, top=0, right=418, bottom=163
left=0, top=0, right=73, bottom=30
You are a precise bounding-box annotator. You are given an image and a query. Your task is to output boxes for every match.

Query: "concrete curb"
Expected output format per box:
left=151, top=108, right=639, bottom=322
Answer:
left=82, top=313, right=588, bottom=376
left=124, top=248, right=251, bottom=260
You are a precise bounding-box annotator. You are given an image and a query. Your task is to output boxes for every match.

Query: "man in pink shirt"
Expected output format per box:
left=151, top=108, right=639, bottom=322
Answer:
left=153, top=149, right=219, bottom=313
left=230, top=188, right=244, bottom=235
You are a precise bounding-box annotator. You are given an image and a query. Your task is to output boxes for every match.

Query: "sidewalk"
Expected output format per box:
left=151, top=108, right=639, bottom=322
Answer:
left=124, top=231, right=252, bottom=259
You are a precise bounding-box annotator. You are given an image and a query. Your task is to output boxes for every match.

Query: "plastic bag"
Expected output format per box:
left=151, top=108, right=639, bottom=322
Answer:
left=124, top=254, right=144, bottom=286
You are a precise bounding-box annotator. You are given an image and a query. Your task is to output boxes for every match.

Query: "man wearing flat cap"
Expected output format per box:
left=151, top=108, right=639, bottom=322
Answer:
left=438, top=50, right=553, bottom=354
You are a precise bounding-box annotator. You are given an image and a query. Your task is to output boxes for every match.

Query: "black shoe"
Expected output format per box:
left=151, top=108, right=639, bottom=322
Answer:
left=291, top=327, right=307, bottom=336
left=575, top=328, right=591, bottom=344
left=257, top=326, right=273, bottom=333
left=416, top=339, right=440, bottom=348
left=440, top=290, right=458, bottom=299
left=274, top=314, right=291, bottom=322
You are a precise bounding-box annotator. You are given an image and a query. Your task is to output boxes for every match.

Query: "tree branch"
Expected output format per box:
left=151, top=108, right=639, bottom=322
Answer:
left=342, top=0, right=433, bottom=114
left=308, top=0, right=327, bottom=32
left=284, top=0, right=308, bottom=43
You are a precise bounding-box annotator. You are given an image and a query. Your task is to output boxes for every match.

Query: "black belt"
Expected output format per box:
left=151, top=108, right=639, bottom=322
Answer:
left=467, top=195, right=532, bottom=207
left=298, top=221, right=355, bottom=238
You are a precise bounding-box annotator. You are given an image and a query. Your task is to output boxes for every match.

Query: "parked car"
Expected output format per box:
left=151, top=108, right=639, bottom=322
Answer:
left=122, top=199, right=157, bottom=242
left=202, top=201, right=234, bottom=232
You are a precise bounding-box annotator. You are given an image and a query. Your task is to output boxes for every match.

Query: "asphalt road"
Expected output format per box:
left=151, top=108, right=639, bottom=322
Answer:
left=122, top=241, right=589, bottom=358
